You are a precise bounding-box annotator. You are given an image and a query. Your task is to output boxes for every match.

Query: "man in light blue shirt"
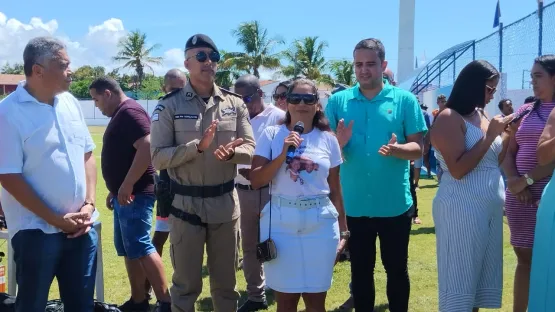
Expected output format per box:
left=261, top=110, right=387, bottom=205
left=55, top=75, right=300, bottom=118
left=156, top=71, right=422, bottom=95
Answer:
left=325, top=38, right=427, bottom=312
left=0, top=37, right=99, bottom=312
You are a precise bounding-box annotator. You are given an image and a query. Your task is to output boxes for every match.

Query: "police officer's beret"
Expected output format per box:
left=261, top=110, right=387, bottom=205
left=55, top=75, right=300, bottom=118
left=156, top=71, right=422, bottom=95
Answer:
left=185, top=34, right=218, bottom=53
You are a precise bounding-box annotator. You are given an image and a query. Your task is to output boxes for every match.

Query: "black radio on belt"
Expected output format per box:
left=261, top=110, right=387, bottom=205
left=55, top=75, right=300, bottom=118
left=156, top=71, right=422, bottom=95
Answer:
left=168, top=178, right=235, bottom=227
left=155, top=173, right=173, bottom=218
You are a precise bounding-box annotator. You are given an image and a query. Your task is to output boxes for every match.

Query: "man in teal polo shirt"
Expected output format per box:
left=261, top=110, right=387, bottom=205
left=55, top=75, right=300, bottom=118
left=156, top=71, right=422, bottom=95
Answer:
left=325, top=38, right=427, bottom=312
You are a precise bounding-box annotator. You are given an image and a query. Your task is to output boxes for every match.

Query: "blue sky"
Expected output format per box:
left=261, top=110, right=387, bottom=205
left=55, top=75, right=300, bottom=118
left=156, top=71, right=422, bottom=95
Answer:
left=0, top=0, right=545, bottom=82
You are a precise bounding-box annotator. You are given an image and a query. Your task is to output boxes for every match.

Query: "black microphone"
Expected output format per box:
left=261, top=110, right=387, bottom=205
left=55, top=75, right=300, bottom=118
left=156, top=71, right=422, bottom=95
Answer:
left=286, top=121, right=304, bottom=164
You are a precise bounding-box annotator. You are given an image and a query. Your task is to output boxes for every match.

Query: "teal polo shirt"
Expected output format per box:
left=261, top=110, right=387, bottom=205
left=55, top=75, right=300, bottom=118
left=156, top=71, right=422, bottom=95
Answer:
left=325, top=82, right=427, bottom=218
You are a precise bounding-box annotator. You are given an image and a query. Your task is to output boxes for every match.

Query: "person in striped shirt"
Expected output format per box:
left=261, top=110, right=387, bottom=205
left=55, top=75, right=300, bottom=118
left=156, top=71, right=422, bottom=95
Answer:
left=505, top=56, right=555, bottom=312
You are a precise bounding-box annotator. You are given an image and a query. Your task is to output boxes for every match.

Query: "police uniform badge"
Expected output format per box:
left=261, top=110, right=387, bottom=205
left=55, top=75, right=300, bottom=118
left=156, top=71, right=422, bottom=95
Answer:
left=221, top=107, right=237, bottom=117
left=186, top=92, right=194, bottom=98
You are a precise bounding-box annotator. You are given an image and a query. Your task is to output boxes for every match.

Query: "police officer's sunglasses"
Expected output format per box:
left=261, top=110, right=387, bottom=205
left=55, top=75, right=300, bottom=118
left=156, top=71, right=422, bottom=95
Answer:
left=286, top=93, right=318, bottom=105
left=188, top=51, right=221, bottom=63
left=272, top=92, right=286, bottom=101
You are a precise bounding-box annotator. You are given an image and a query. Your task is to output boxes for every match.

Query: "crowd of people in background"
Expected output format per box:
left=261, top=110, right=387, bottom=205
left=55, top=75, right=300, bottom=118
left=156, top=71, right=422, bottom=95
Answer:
left=0, top=32, right=555, bottom=312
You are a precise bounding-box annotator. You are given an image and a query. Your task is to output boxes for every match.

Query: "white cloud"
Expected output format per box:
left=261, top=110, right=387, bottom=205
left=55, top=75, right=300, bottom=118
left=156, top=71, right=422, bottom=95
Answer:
left=0, top=12, right=182, bottom=76
left=151, top=48, right=186, bottom=74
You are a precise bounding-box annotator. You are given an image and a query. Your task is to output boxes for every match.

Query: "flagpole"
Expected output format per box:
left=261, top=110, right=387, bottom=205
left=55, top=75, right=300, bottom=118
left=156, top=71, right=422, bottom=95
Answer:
left=538, top=0, right=544, bottom=56
left=499, top=21, right=503, bottom=73
left=494, top=0, right=503, bottom=72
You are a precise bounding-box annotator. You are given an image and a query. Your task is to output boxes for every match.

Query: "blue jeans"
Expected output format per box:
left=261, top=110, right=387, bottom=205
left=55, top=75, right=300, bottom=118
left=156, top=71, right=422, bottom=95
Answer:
left=11, top=227, right=98, bottom=312
left=113, top=194, right=156, bottom=260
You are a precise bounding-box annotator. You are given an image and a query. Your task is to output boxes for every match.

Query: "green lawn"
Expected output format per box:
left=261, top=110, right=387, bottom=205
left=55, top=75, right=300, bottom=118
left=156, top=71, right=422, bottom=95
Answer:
left=1, top=126, right=518, bottom=311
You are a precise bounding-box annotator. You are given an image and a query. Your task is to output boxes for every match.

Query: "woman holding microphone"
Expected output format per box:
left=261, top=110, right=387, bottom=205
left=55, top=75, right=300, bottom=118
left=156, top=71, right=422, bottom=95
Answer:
left=250, top=78, right=348, bottom=312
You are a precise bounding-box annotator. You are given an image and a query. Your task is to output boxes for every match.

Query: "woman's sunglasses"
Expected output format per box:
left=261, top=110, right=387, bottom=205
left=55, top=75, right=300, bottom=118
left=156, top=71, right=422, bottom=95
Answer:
left=272, top=92, right=286, bottom=101
left=188, top=51, right=221, bottom=63
left=287, top=93, right=318, bottom=105
left=486, top=85, right=497, bottom=94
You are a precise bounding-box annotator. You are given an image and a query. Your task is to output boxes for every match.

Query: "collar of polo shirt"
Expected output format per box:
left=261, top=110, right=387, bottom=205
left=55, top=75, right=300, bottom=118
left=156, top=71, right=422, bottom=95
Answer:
left=350, top=79, right=395, bottom=102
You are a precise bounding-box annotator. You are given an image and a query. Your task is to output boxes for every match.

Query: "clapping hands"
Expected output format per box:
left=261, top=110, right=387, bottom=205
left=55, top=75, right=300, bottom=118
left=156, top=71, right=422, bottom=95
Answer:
left=336, top=119, right=353, bottom=148
left=378, top=133, right=399, bottom=157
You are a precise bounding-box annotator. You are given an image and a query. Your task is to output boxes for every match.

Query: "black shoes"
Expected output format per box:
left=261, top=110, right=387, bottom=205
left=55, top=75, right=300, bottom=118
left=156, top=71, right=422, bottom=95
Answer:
left=238, top=299, right=269, bottom=312
left=118, top=297, right=150, bottom=312
left=155, top=301, right=172, bottom=312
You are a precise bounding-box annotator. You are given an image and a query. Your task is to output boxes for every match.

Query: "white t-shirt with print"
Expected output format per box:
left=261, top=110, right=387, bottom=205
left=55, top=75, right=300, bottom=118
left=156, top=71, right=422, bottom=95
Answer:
left=254, top=124, right=343, bottom=198
left=236, top=105, right=285, bottom=185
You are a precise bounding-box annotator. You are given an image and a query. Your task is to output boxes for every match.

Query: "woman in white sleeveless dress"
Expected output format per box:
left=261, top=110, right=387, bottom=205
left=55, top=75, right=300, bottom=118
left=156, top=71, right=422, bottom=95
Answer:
left=431, top=60, right=513, bottom=312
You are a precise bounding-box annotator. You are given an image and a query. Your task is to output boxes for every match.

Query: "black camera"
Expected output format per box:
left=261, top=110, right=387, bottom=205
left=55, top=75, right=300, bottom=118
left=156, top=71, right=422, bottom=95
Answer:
left=256, top=238, right=277, bottom=263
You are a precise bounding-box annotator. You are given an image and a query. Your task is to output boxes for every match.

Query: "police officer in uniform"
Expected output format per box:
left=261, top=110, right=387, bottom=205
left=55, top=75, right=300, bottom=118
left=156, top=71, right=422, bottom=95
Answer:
left=144, top=68, right=188, bottom=300
left=150, top=34, right=255, bottom=312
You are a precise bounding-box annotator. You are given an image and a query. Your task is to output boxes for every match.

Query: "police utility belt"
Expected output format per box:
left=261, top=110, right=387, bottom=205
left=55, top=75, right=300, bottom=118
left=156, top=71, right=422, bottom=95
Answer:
left=159, top=179, right=235, bottom=227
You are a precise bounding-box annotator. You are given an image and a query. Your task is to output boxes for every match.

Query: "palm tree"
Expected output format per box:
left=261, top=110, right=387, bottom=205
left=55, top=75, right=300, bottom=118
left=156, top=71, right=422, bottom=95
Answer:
left=279, top=36, right=329, bottom=82
left=215, top=50, right=245, bottom=89
left=227, top=21, right=283, bottom=78
left=328, top=60, right=356, bottom=86
left=113, top=30, right=163, bottom=90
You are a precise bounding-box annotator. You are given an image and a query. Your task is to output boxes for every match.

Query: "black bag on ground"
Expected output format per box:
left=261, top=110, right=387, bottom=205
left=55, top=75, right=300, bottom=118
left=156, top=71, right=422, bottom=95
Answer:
left=45, top=299, right=64, bottom=312
left=0, top=295, right=121, bottom=312
left=0, top=292, right=15, bottom=311
left=46, top=299, right=123, bottom=312
left=93, top=301, right=122, bottom=312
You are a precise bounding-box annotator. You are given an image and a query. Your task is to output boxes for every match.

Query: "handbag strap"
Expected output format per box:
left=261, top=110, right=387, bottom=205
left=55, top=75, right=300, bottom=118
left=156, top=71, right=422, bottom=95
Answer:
left=258, top=127, right=275, bottom=242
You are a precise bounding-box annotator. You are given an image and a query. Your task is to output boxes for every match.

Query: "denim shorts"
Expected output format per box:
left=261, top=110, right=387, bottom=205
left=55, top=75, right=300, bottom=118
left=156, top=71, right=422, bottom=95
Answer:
left=113, top=194, right=157, bottom=260
left=259, top=195, right=339, bottom=293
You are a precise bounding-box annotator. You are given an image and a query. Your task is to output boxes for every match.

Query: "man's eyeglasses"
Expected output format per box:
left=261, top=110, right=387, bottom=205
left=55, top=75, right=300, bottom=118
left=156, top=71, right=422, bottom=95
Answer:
left=242, top=91, right=260, bottom=104
left=272, top=92, right=286, bottom=101
left=188, top=51, right=220, bottom=63
left=286, top=93, right=318, bottom=105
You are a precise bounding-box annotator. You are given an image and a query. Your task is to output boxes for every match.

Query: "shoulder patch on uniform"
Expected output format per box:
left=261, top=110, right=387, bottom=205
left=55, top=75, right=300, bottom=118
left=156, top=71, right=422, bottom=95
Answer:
left=152, top=113, right=159, bottom=121
left=220, top=88, right=242, bottom=98
left=154, top=104, right=165, bottom=112
left=161, top=88, right=181, bottom=100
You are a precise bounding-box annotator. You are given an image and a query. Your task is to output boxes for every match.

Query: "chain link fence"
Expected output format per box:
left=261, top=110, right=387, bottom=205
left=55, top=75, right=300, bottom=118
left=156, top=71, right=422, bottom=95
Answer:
left=411, top=1, right=555, bottom=95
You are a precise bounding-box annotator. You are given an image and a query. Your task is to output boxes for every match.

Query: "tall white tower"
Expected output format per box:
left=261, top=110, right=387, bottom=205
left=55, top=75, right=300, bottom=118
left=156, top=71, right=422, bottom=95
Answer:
left=397, top=0, right=416, bottom=83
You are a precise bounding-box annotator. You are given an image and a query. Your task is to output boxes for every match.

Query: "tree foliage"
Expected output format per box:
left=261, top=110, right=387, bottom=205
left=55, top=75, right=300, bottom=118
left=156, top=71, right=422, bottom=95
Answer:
left=59, top=24, right=356, bottom=99
left=280, top=36, right=330, bottom=84
left=215, top=50, right=245, bottom=89
left=1, top=63, right=24, bottom=75
left=227, top=21, right=283, bottom=78
left=113, top=30, right=163, bottom=90
left=328, top=60, right=356, bottom=86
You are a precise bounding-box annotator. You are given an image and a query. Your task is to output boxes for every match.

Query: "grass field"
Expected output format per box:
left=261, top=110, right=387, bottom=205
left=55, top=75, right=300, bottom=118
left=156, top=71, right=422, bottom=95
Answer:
left=1, top=126, right=519, bottom=311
